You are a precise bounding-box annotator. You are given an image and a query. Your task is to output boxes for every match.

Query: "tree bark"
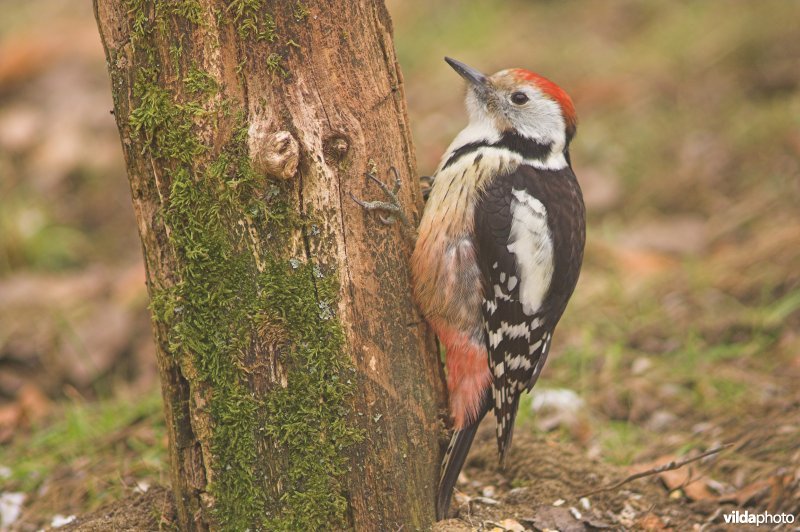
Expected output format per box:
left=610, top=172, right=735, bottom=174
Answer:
left=93, top=1, right=447, bottom=529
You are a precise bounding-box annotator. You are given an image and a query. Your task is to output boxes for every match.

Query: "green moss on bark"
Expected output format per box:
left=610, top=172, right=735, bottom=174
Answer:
left=293, top=2, right=310, bottom=22
left=265, top=52, right=288, bottom=79
left=124, top=6, right=362, bottom=530
left=227, top=0, right=276, bottom=42
left=158, top=0, right=204, bottom=26
left=129, top=66, right=264, bottom=528
left=126, top=0, right=203, bottom=41
left=129, top=70, right=205, bottom=163
left=259, top=259, right=363, bottom=530
left=184, top=65, right=219, bottom=96
left=165, top=168, right=264, bottom=529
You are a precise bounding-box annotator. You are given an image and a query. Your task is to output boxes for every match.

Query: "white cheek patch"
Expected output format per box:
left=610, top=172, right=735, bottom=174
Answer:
left=508, top=91, right=569, bottom=171
left=507, top=188, right=554, bottom=315
left=513, top=94, right=566, bottom=150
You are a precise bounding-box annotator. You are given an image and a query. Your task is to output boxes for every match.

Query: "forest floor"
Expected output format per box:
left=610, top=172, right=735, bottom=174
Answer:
left=1, top=0, right=799, bottom=530
left=9, top=409, right=797, bottom=531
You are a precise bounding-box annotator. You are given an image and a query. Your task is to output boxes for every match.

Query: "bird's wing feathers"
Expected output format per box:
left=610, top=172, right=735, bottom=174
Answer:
left=474, top=164, right=584, bottom=459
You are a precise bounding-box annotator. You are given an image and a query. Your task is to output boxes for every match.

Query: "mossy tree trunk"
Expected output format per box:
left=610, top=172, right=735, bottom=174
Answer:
left=93, top=1, right=447, bottom=529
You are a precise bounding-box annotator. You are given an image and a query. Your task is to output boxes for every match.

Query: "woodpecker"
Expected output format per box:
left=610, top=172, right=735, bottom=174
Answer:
left=410, top=58, right=586, bottom=519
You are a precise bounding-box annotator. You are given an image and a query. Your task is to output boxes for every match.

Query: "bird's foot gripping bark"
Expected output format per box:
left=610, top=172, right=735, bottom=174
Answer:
left=350, top=167, right=414, bottom=232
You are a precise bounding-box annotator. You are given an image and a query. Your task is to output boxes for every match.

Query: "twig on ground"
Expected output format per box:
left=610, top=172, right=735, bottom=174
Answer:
left=699, top=507, right=724, bottom=532
left=577, top=444, right=733, bottom=499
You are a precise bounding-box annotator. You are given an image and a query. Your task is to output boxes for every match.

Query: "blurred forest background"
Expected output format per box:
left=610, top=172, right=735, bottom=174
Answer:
left=0, top=0, right=798, bottom=529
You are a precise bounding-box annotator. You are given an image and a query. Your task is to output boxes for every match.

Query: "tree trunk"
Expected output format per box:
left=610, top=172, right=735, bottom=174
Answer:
left=93, top=1, right=447, bottom=529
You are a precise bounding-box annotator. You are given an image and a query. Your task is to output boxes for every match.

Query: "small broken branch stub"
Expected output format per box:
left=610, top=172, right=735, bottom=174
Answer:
left=249, top=126, right=300, bottom=180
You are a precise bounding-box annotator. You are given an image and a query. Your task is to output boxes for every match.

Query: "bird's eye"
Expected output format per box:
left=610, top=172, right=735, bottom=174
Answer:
left=511, top=91, right=529, bottom=105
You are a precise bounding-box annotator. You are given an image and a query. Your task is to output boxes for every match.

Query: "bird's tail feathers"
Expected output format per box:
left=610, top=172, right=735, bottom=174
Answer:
left=436, top=389, right=491, bottom=520
left=497, top=394, right=521, bottom=467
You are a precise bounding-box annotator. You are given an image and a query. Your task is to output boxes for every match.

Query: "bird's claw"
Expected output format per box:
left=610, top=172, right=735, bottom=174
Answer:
left=347, top=195, right=400, bottom=225
left=365, top=166, right=402, bottom=198
left=350, top=166, right=411, bottom=229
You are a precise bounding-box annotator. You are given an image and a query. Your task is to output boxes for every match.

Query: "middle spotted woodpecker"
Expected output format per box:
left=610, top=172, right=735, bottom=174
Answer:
left=411, top=58, right=586, bottom=519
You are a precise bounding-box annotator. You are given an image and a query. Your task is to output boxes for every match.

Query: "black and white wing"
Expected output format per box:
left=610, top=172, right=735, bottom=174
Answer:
left=474, top=164, right=585, bottom=459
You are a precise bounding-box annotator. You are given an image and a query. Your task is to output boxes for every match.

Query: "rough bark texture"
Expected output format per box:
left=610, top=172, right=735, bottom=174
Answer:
left=93, top=1, right=448, bottom=530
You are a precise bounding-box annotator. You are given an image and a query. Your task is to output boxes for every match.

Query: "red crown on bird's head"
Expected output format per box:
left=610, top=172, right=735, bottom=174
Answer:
left=507, top=68, right=577, bottom=132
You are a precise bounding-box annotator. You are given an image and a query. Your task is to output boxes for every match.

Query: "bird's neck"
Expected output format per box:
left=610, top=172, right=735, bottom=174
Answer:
left=439, top=123, right=568, bottom=173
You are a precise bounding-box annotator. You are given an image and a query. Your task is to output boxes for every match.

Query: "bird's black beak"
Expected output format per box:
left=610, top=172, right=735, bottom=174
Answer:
left=444, top=57, right=488, bottom=91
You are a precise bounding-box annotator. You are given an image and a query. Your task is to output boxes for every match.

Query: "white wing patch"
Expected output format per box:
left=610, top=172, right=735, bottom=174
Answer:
left=507, top=188, right=554, bottom=315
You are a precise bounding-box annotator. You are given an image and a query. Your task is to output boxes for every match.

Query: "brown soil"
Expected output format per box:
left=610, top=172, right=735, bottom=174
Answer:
left=434, top=425, right=773, bottom=532
left=54, top=487, right=175, bottom=532
left=44, top=428, right=784, bottom=531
